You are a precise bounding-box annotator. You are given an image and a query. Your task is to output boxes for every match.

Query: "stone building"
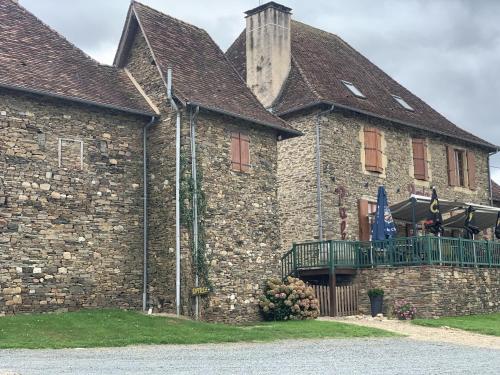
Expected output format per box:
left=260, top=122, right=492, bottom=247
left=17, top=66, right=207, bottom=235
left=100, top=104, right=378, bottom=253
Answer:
left=1, top=0, right=498, bottom=321
left=226, top=1, right=498, bottom=249
left=493, top=181, right=500, bottom=207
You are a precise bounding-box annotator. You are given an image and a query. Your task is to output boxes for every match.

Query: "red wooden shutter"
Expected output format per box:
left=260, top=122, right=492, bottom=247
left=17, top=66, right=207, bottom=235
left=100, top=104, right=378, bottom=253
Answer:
left=364, top=127, right=382, bottom=173
left=358, top=199, right=370, bottom=241
left=240, top=134, right=250, bottom=172
left=412, top=139, right=428, bottom=180
left=446, top=145, right=457, bottom=186
left=466, top=151, right=476, bottom=190
left=231, top=132, right=241, bottom=171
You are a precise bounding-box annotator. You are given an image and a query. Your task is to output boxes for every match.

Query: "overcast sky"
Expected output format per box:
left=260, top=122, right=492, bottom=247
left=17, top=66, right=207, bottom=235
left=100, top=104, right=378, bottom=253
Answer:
left=20, top=0, right=500, bottom=183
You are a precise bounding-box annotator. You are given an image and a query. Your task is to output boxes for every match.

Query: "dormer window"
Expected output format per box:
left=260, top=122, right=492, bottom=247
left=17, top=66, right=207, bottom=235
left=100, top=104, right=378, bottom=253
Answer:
left=341, top=80, right=366, bottom=98
left=392, top=95, right=414, bottom=111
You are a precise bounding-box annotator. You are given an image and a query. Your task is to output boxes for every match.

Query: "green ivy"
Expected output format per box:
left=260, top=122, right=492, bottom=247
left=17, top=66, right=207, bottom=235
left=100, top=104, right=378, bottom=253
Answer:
left=180, top=151, right=212, bottom=291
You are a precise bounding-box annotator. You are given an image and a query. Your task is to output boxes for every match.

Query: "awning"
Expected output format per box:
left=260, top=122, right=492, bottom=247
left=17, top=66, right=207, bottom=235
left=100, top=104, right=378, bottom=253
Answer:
left=381, top=195, right=500, bottom=231
left=441, top=203, right=500, bottom=230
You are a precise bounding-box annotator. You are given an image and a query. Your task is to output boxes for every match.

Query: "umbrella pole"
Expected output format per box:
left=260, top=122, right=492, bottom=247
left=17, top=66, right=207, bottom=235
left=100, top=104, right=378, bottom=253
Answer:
left=411, top=197, right=417, bottom=236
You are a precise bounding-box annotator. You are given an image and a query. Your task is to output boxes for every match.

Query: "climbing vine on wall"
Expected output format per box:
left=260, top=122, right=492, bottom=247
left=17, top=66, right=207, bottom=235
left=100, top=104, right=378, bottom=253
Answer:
left=180, top=151, right=212, bottom=291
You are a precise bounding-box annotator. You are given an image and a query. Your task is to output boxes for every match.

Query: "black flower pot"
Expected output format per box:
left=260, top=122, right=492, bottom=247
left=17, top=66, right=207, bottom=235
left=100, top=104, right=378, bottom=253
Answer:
left=369, top=295, right=383, bottom=317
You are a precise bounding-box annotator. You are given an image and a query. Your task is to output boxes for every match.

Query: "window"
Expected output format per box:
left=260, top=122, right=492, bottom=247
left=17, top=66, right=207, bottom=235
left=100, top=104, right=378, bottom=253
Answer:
left=58, top=138, right=83, bottom=170
left=230, top=132, right=250, bottom=172
left=392, top=95, right=414, bottom=111
left=358, top=199, right=377, bottom=241
left=341, top=80, right=366, bottom=98
left=364, top=127, right=383, bottom=173
left=412, top=138, right=428, bottom=180
left=446, top=146, right=476, bottom=189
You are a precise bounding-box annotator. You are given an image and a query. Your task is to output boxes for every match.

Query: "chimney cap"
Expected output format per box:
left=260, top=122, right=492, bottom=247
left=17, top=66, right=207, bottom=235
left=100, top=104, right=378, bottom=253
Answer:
left=245, top=2, right=292, bottom=17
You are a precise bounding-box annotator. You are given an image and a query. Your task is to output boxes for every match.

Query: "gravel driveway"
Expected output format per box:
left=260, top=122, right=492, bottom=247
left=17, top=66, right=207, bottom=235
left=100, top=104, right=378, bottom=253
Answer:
left=1, top=338, right=499, bottom=375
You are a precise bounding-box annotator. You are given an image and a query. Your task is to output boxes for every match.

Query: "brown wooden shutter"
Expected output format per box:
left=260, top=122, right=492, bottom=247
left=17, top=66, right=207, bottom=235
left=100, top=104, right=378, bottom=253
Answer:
left=240, top=134, right=250, bottom=172
left=412, top=138, right=428, bottom=180
left=446, top=145, right=457, bottom=186
left=358, top=199, right=370, bottom=241
left=466, top=150, right=476, bottom=190
left=231, top=132, right=241, bottom=171
left=364, top=127, right=383, bottom=173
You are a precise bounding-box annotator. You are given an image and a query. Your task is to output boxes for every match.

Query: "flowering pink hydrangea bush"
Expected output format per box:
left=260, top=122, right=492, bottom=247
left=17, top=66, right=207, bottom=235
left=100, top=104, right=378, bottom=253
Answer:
left=393, top=299, right=417, bottom=320
left=259, top=277, right=320, bottom=321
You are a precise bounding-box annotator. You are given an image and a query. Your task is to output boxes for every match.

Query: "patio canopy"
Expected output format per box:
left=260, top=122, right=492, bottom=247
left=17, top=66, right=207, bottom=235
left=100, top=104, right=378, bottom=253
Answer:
left=380, top=195, right=500, bottom=231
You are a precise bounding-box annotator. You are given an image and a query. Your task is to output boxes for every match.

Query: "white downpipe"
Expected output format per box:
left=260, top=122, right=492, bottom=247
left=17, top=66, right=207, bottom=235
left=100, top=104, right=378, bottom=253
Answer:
left=167, top=68, right=182, bottom=317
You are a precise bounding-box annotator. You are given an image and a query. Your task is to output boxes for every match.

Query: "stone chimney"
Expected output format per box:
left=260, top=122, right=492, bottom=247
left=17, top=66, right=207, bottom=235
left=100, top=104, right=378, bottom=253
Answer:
left=245, top=2, right=292, bottom=108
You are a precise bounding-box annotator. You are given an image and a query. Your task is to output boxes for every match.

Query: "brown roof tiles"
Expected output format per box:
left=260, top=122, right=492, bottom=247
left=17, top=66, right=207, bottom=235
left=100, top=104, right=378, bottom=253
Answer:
left=0, top=0, right=154, bottom=116
left=115, top=2, right=298, bottom=137
left=226, top=20, right=497, bottom=150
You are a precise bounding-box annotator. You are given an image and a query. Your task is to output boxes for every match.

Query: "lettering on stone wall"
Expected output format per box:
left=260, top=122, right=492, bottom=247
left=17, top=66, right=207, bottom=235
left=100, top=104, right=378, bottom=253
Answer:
left=335, top=185, right=349, bottom=240
left=407, top=183, right=431, bottom=197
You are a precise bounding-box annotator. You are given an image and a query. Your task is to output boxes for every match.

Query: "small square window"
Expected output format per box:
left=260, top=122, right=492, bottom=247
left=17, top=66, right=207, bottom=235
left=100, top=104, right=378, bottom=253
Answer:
left=392, top=95, right=414, bottom=111
left=58, top=138, right=83, bottom=170
left=341, top=80, right=366, bottom=98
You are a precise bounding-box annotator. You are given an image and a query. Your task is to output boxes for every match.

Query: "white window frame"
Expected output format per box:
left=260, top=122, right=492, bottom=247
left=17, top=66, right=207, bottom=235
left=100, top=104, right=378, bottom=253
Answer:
left=341, top=80, right=366, bottom=99
left=392, top=95, right=414, bottom=111
left=58, top=138, right=84, bottom=170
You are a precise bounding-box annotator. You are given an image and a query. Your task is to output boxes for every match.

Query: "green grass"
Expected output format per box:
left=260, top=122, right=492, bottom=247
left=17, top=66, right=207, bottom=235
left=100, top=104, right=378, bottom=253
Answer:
left=0, top=309, right=395, bottom=349
left=413, top=313, right=500, bottom=336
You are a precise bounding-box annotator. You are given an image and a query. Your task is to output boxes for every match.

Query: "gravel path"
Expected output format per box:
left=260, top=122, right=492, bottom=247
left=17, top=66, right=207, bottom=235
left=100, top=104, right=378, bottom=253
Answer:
left=323, top=316, right=500, bottom=350
left=0, top=338, right=499, bottom=375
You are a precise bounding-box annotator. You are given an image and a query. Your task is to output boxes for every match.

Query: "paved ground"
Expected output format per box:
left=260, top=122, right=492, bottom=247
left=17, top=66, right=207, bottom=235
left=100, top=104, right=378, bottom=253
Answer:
left=0, top=338, right=499, bottom=375
left=324, top=316, right=500, bottom=350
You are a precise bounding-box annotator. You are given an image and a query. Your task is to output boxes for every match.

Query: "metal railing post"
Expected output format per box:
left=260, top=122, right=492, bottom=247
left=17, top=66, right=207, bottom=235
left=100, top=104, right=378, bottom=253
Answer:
left=487, top=241, right=492, bottom=267
left=458, top=238, right=463, bottom=267
left=292, top=243, right=297, bottom=276
left=427, top=236, right=432, bottom=265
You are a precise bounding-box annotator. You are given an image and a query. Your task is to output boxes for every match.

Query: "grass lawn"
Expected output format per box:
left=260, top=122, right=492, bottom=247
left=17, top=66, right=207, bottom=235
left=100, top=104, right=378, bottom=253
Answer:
left=0, top=309, right=395, bottom=349
left=413, top=313, right=500, bottom=336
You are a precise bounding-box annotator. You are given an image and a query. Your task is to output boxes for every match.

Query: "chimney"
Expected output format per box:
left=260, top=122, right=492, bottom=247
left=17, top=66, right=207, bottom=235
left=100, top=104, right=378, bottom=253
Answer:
left=245, top=2, right=292, bottom=108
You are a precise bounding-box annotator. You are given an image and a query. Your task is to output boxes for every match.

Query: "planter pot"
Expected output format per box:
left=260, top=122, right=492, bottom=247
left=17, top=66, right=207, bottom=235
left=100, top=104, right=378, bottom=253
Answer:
left=369, top=295, right=383, bottom=317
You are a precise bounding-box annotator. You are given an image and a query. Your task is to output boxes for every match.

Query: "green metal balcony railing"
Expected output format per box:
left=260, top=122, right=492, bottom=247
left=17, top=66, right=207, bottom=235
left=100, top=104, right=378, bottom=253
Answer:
left=281, top=236, right=500, bottom=278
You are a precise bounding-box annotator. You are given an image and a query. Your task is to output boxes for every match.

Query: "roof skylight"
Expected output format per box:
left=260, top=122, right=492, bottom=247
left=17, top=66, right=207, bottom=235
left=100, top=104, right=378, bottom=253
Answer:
left=392, top=95, right=414, bottom=111
left=341, top=80, right=365, bottom=98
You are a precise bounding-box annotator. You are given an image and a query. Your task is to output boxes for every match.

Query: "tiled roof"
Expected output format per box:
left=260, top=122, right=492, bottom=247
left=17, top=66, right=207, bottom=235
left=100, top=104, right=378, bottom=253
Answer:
left=115, top=2, right=298, bottom=137
left=0, top=0, right=153, bottom=116
left=226, top=20, right=497, bottom=150
left=493, top=181, right=500, bottom=202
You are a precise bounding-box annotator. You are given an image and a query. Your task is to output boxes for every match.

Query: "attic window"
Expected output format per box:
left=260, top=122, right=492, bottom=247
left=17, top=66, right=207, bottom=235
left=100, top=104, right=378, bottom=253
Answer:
left=341, top=80, right=366, bottom=98
left=392, top=95, right=414, bottom=111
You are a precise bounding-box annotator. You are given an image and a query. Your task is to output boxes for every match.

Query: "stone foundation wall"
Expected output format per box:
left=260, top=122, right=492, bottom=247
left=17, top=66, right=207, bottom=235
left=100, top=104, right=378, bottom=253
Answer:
left=0, top=88, right=147, bottom=314
left=355, top=266, right=500, bottom=317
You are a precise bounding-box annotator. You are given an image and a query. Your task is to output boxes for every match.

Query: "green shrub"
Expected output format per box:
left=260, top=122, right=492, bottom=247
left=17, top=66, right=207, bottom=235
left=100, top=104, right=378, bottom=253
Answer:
left=368, top=288, right=384, bottom=297
left=259, top=277, right=320, bottom=321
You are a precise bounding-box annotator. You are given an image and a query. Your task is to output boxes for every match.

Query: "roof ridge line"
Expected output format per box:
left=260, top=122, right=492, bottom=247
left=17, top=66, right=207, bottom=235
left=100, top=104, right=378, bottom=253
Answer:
left=290, top=54, right=322, bottom=101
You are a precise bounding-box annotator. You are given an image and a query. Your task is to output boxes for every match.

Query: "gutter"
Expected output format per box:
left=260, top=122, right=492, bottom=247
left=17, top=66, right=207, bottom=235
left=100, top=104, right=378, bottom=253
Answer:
left=167, top=68, right=182, bottom=317
left=277, top=100, right=497, bottom=152
left=186, top=101, right=302, bottom=138
left=142, top=116, right=158, bottom=311
left=315, top=106, right=335, bottom=241
left=0, top=82, right=155, bottom=118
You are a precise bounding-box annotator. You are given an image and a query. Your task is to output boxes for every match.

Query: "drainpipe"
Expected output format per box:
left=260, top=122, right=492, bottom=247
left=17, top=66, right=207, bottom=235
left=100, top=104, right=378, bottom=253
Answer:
left=143, top=116, right=157, bottom=311
left=167, top=68, right=182, bottom=317
left=190, top=105, right=200, bottom=319
left=488, top=151, right=497, bottom=206
left=315, top=105, right=335, bottom=241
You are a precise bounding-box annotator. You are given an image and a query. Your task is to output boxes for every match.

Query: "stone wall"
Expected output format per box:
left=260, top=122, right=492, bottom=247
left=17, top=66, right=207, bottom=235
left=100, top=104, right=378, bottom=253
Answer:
left=124, top=28, right=283, bottom=322
left=0, top=88, right=148, bottom=314
left=355, top=266, right=500, bottom=317
left=279, top=106, right=492, bottom=250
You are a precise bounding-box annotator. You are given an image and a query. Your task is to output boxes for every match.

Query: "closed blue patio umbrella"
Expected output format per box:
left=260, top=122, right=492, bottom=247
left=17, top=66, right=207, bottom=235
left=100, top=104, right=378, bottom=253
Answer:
left=371, top=186, right=397, bottom=241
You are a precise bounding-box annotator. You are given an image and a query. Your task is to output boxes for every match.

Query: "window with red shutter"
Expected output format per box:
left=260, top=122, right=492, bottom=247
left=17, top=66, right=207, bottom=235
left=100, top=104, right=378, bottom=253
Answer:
left=412, top=138, right=428, bottom=181
left=364, top=127, right=383, bottom=173
left=230, top=132, right=250, bottom=172
left=466, top=151, right=476, bottom=190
